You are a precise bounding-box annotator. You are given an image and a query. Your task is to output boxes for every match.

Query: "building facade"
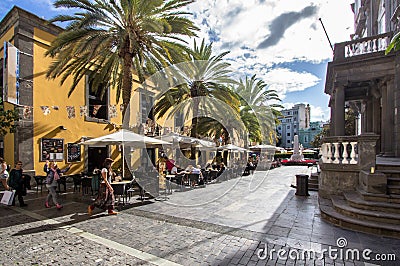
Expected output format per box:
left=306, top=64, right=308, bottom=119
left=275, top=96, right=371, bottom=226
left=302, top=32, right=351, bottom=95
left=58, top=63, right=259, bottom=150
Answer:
left=297, top=121, right=324, bottom=148
left=277, top=103, right=310, bottom=148
left=320, top=0, right=400, bottom=237
left=0, top=7, right=176, bottom=176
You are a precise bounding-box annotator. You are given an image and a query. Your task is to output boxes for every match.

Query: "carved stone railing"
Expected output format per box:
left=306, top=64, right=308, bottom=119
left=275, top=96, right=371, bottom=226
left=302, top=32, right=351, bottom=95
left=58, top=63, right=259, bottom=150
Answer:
left=321, top=136, right=359, bottom=164
left=333, top=32, right=392, bottom=61
left=321, top=133, right=379, bottom=171
left=319, top=134, right=380, bottom=198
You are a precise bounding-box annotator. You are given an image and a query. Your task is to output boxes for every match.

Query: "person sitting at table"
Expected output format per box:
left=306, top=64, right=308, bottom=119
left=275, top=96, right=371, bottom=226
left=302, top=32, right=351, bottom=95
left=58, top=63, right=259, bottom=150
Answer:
left=217, top=163, right=226, bottom=177
left=88, top=158, right=118, bottom=216
left=171, top=164, right=179, bottom=175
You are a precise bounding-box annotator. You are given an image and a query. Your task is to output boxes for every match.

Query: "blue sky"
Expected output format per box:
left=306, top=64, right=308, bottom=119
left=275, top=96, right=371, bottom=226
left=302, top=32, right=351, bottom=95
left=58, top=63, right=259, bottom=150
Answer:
left=0, top=0, right=354, bottom=122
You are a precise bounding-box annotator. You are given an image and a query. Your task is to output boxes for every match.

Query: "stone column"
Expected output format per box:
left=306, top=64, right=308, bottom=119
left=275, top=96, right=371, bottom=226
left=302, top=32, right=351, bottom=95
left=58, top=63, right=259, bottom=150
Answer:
left=334, top=86, right=345, bottom=136
left=372, top=97, right=381, bottom=152
left=365, top=99, right=374, bottom=132
left=383, top=77, right=395, bottom=156
left=358, top=133, right=380, bottom=171
left=329, top=97, right=335, bottom=136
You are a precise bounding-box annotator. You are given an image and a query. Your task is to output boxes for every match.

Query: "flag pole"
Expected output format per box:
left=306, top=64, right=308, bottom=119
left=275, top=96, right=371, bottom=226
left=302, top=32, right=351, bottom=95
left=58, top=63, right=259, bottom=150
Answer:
left=319, top=18, right=334, bottom=52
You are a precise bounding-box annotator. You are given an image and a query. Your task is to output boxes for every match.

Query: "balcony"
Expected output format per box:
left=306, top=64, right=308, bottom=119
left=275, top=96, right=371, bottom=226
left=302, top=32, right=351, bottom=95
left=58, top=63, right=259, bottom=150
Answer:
left=332, top=32, right=392, bottom=61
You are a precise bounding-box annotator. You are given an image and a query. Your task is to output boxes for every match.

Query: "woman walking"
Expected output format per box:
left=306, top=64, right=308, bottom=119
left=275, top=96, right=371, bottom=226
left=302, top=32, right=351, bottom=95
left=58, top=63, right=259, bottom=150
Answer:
left=0, top=157, right=9, bottom=190
left=44, top=160, right=71, bottom=209
left=88, top=158, right=118, bottom=215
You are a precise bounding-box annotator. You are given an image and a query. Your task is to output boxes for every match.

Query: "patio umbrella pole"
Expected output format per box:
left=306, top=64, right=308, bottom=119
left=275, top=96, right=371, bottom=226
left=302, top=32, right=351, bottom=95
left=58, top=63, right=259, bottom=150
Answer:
left=122, top=145, right=125, bottom=178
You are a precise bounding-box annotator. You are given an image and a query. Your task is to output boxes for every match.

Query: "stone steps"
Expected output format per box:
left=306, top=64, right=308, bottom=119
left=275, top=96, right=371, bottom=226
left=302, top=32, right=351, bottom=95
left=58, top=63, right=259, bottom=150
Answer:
left=319, top=197, right=400, bottom=239
left=376, top=166, right=400, bottom=196
left=388, top=177, right=400, bottom=186
left=344, top=191, right=400, bottom=214
left=331, top=195, right=400, bottom=224
left=388, top=185, right=400, bottom=195
left=308, top=172, right=319, bottom=191
left=356, top=186, right=400, bottom=203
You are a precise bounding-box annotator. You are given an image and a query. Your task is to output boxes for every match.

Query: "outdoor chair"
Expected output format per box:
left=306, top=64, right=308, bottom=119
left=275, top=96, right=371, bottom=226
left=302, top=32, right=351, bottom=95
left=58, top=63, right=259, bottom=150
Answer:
left=57, top=176, right=67, bottom=193
left=187, top=173, right=200, bottom=188
left=81, top=176, right=92, bottom=195
left=111, top=182, right=126, bottom=205
left=72, top=175, right=82, bottom=192
left=34, top=175, right=46, bottom=192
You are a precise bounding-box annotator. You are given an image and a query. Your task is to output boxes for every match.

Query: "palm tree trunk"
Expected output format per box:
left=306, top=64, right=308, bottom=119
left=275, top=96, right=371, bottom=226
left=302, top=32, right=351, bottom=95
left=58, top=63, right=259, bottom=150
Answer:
left=121, top=51, right=133, bottom=178
left=122, top=53, right=133, bottom=121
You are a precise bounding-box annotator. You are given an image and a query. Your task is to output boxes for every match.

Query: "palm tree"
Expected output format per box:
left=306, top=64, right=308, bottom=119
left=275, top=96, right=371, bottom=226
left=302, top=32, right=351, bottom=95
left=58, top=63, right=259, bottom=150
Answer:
left=153, top=39, right=239, bottom=157
left=233, top=74, right=283, bottom=144
left=385, top=31, right=400, bottom=54
left=45, top=0, right=199, bottom=118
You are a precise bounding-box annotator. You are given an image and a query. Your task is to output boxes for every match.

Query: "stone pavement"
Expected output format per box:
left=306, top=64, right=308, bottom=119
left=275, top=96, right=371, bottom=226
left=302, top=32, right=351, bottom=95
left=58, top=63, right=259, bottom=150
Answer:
left=0, top=166, right=399, bottom=265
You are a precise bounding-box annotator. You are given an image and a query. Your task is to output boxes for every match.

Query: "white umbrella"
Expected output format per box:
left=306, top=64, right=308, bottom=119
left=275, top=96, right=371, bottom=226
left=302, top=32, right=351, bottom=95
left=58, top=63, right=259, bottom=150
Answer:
left=81, top=129, right=171, bottom=176
left=249, top=144, right=277, bottom=151
left=302, top=149, right=318, bottom=153
left=155, top=132, right=215, bottom=149
left=217, top=144, right=247, bottom=152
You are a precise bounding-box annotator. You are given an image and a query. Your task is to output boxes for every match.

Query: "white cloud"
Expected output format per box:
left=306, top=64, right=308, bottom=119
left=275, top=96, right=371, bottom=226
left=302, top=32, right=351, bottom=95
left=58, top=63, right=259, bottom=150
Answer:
left=262, top=68, right=320, bottom=98
left=187, top=0, right=352, bottom=121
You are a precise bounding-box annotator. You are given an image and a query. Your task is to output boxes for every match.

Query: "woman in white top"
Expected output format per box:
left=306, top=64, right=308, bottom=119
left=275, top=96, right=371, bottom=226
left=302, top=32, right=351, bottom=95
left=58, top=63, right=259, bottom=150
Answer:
left=88, top=158, right=118, bottom=215
left=0, top=157, right=9, bottom=190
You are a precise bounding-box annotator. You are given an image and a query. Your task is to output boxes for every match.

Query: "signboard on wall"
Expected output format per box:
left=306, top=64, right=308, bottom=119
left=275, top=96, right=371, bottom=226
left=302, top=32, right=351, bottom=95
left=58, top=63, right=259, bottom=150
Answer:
left=3, top=42, right=20, bottom=105
left=67, top=143, right=81, bottom=162
left=40, top=138, right=64, bottom=161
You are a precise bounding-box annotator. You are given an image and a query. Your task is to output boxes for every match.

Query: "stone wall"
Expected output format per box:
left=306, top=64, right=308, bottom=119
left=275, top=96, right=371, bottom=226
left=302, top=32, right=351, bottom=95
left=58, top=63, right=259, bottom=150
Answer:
left=318, top=164, right=360, bottom=198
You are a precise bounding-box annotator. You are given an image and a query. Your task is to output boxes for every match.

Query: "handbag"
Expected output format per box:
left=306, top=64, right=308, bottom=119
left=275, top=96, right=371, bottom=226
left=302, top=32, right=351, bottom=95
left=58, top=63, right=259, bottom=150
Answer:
left=1, top=190, right=16, bottom=206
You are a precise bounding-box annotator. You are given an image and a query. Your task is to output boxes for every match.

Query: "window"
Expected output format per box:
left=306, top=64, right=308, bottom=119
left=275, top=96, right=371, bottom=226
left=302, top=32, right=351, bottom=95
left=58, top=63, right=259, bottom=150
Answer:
left=287, top=133, right=290, bottom=136
left=175, top=112, right=184, bottom=130
left=87, top=77, right=108, bottom=120
left=304, top=136, right=309, bottom=143
left=377, top=0, right=385, bottom=34
left=294, top=125, right=297, bottom=128
left=287, top=140, right=291, bottom=144
left=287, top=125, right=290, bottom=129
left=140, top=92, right=154, bottom=123
left=278, top=126, right=281, bottom=130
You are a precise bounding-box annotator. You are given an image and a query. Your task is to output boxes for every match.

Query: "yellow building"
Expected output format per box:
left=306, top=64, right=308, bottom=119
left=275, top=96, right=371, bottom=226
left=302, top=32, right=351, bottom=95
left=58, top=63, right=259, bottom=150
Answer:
left=0, top=6, right=169, bottom=177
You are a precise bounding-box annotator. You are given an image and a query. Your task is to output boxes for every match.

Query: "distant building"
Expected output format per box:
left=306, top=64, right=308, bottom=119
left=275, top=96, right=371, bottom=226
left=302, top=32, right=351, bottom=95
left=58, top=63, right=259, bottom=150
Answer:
left=297, top=121, right=324, bottom=148
left=276, top=103, right=310, bottom=148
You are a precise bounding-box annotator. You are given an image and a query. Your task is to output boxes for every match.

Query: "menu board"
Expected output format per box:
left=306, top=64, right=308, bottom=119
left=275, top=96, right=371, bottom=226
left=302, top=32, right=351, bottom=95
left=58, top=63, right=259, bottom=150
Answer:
left=67, top=143, right=81, bottom=163
left=40, top=138, right=64, bottom=161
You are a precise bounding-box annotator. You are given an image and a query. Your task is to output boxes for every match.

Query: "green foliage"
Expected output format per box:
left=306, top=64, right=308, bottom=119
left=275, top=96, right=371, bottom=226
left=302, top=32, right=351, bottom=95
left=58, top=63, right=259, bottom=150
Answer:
left=385, top=31, right=400, bottom=54
left=0, top=97, right=20, bottom=136
left=310, top=108, right=358, bottom=147
left=153, top=39, right=239, bottom=142
left=233, top=74, right=283, bottom=144
left=46, top=0, right=199, bottom=113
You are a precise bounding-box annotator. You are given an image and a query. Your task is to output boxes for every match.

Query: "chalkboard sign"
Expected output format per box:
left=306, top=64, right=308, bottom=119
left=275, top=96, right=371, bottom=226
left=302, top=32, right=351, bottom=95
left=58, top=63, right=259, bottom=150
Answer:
left=40, top=138, right=64, bottom=161
left=67, top=143, right=81, bottom=162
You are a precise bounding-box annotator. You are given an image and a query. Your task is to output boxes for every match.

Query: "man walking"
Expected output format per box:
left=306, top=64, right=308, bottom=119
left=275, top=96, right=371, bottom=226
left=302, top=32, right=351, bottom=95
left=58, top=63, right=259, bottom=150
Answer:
left=8, top=161, right=27, bottom=207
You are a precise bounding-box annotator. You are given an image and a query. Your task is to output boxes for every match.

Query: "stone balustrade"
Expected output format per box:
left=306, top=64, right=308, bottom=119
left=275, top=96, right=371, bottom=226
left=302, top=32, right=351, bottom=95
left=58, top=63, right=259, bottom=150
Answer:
left=319, top=133, right=380, bottom=198
left=321, top=136, right=359, bottom=165
left=333, top=32, right=392, bottom=61
left=321, top=133, right=380, bottom=171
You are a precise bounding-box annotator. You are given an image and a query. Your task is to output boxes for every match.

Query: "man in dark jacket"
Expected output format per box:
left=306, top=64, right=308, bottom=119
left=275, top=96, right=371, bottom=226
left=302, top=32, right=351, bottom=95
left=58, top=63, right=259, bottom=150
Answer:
left=8, top=161, right=27, bottom=207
